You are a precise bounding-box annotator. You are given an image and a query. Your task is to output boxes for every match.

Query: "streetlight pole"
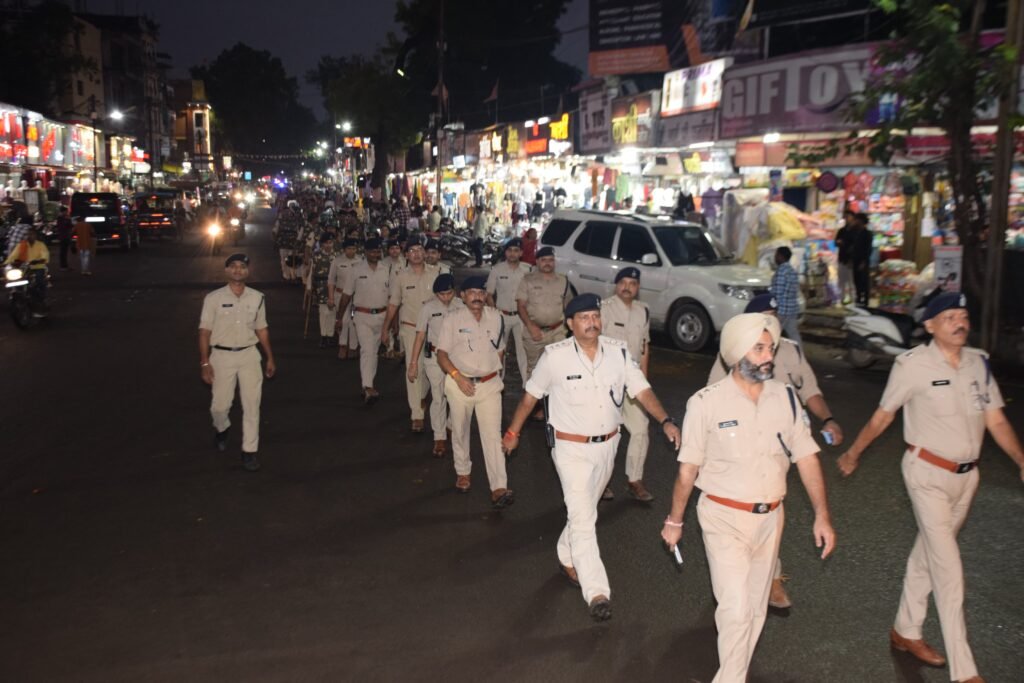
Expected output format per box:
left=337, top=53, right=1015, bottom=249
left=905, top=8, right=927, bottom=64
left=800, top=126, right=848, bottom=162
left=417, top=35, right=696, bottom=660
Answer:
left=435, top=0, right=444, bottom=209
left=89, top=95, right=99, bottom=190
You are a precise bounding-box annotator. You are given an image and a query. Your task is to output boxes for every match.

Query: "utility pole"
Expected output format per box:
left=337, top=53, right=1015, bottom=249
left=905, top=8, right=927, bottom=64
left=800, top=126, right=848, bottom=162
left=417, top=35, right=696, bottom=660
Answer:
left=89, top=94, right=99, bottom=188
left=435, top=0, right=444, bottom=208
left=982, top=0, right=1024, bottom=353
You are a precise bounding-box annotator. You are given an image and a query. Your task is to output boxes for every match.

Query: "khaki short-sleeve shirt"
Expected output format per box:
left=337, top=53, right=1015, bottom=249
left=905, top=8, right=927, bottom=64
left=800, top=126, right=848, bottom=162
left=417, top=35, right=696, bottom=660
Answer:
left=879, top=343, right=1004, bottom=463
left=389, top=264, right=440, bottom=325
left=343, top=261, right=390, bottom=310
left=199, top=285, right=267, bottom=347
left=679, top=376, right=819, bottom=502
left=516, top=271, right=570, bottom=326
left=437, top=306, right=506, bottom=377
left=600, top=295, right=650, bottom=361
left=329, top=254, right=362, bottom=292
left=486, top=261, right=532, bottom=313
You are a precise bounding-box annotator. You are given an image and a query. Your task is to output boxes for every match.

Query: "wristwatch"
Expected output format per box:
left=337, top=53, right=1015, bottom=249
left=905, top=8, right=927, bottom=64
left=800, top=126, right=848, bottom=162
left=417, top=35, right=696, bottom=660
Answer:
left=661, top=416, right=678, bottom=427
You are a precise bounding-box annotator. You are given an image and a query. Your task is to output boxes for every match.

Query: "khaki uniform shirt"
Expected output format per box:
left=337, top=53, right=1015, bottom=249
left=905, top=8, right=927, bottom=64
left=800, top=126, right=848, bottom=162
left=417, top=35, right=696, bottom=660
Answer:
left=679, top=376, right=819, bottom=502
left=525, top=336, right=650, bottom=436
left=343, top=260, right=390, bottom=310
left=600, top=295, right=650, bottom=361
left=328, top=254, right=362, bottom=293
left=386, top=255, right=407, bottom=275
left=486, top=261, right=532, bottom=314
left=199, top=285, right=267, bottom=347
left=879, top=343, right=1004, bottom=463
left=389, top=264, right=440, bottom=326
left=437, top=306, right=506, bottom=377
left=516, top=271, right=572, bottom=327
left=707, top=338, right=821, bottom=403
left=416, top=297, right=465, bottom=359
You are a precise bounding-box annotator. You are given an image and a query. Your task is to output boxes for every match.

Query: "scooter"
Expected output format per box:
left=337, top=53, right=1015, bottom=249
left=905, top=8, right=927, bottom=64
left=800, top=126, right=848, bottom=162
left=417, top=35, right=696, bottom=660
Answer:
left=843, top=287, right=941, bottom=368
left=5, top=262, right=48, bottom=329
left=229, top=216, right=245, bottom=245
left=206, top=222, right=224, bottom=256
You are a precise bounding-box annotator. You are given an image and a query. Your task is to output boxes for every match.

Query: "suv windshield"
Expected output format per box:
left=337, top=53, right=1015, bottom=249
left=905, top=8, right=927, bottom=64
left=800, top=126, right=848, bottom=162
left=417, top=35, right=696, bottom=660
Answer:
left=651, top=225, right=723, bottom=266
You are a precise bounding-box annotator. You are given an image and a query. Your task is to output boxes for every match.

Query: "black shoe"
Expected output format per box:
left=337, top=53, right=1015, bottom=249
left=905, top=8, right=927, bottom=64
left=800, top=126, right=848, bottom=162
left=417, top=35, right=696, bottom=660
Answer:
left=241, top=452, right=261, bottom=472
left=589, top=596, right=612, bottom=621
left=215, top=429, right=229, bottom=452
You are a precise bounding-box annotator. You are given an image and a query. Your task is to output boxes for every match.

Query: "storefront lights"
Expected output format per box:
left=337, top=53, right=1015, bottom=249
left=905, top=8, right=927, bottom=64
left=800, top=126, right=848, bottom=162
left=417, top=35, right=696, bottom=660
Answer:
left=689, top=141, right=714, bottom=149
left=762, top=132, right=781, bottom=144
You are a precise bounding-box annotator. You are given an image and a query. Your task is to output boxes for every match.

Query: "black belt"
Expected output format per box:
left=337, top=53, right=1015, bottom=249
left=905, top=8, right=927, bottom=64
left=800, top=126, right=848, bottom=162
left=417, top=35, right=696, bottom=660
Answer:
left=213, top=344, right=254, bottom=352
left=500, top=309, right=517, bottom=316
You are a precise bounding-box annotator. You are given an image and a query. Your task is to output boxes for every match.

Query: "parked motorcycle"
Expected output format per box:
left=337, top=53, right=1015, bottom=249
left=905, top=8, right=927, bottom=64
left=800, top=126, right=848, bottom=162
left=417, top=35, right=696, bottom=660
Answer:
left=843, top=287, right=941, bottom=368
left=206, top=222, right=224, bottom=256
left=5, top=263, right=48, bottom=329
left=438, top=230, right=474, bottom=267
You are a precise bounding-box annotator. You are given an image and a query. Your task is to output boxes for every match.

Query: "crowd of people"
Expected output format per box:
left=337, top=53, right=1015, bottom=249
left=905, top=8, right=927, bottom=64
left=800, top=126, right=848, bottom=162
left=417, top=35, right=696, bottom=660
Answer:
left=197, top=189, right=1023, bottom=683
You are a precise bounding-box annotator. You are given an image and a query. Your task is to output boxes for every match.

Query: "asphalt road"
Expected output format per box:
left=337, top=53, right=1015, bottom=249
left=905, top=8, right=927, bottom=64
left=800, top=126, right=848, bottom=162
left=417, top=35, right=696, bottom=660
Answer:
left=1, top=208, right=1022, bottom=682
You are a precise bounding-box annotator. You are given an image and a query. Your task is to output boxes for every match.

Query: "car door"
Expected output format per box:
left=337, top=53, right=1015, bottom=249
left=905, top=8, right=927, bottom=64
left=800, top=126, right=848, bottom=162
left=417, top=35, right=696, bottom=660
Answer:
left=613, top=223, right=670, bottom=321
left=568, top=220, right=618, bottom=298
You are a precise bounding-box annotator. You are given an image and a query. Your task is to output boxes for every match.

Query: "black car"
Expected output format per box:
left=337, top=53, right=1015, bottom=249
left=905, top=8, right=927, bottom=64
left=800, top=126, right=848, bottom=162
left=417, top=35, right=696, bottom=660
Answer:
left=69, top=192, right=139, bottom=250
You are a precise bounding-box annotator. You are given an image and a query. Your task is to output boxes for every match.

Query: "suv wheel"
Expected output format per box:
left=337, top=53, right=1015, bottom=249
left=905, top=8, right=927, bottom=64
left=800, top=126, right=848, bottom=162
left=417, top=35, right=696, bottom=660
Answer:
left=668, top=302, right=712, bottom=352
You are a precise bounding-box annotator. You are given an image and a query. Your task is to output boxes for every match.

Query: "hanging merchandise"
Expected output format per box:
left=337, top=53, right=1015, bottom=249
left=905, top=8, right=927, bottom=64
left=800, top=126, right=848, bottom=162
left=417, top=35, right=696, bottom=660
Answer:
left=874, top=259, right=919, bottom=313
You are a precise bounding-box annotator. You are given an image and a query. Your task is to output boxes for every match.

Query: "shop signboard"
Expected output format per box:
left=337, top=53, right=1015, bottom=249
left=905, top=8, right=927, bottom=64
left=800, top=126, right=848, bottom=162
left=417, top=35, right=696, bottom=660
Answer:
left=579, top=90, right=612, bottom=154
left=589, top=0, right=671, bottom=77
left=658, top=110, right=717, bottom=148
left=745, top=0, right=871, bottom=29
left=611, top=91, right=659, bottom=149
left=0, top=109, right=23, bottom=163
left=719, top=45, right=874, bottom=139
left=933, top=246, right=963, bottom=293
left=661, top=58, right=732, bottom=117
left=505, top=126, right=522, bottom=159
left=523, top=114, right=573, bottom=157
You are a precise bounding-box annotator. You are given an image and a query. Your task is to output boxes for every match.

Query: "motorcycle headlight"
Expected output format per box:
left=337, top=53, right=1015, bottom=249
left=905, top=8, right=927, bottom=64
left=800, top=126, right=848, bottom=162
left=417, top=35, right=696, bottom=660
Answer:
left=207, top=224, right=222, bottom=236
left=719, top=284, right=755, bottom=300
left=6, top=268, right=24, bottom=281
left=230, top=218, right=240, bottom=226
left=237, top=202, right=246, bottom=210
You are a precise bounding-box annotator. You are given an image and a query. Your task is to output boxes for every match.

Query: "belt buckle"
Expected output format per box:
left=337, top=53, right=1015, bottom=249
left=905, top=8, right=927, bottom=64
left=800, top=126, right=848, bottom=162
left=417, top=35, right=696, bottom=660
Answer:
left=956, top=462, right=973, bottom=474
left=753, top=503, right=770, bottom=514
left=590, top=434, right=607, bottom=443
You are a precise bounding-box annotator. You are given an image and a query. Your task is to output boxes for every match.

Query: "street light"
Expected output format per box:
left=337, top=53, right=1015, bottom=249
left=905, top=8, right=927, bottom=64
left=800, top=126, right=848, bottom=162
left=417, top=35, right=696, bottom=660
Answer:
left=342, top=121, right=352, bottom=132
left=110, top=110, right=124, bottom=121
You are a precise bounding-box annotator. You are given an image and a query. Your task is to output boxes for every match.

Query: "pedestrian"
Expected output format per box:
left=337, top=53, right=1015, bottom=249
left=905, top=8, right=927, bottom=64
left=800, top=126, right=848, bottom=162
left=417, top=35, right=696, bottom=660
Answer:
left=198, top=254, right=277, bottom=473
left=337, top=237, right=390, bottom=404
left=328, top=237, right=362, bottom=360
left=436, top=275, right=512, bottom=507
left=382, top=241, right=440, bottom=433
left=310, top=234, right=336, bottom=347
left=598, top=267, right=654, bottom=503
left=520, top=227, right=538, bottom=265
left=838, top=293, right=1023, bottom=683
left=472, top=207, right=490, bottom=267
left=55, top=206, right=73, bottom=271
left=706, top=292, right=844, bottom=609
left=852, top=212, right=873, bottom=306
left=485, top=238, right=532, bottom=386
left=834, top=210, right=856, bottom=304
left=515, top=246, right=576, bottom=416
left=769, top=246, right=802, bottom=343
left=662, top=312, right=835, bottom=681
left=73, top=215, right=95, bottom=275
left=427, top=205, right=442, bottom=232
left=408, top=273, right=464, bottom=457
left=502, top=294, right=681, bottom=621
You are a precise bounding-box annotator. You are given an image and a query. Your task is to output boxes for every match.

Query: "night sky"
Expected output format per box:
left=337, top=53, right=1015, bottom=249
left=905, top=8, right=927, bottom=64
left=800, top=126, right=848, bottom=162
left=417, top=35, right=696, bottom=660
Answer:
left=86, top=0, right=588, bottom=117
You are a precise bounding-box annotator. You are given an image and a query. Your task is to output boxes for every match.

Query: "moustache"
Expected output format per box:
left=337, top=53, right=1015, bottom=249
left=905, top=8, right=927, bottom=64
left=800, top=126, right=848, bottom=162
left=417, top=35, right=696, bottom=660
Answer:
left=953, top=327, right=967, bottom=335
left=584, top=326, right=598, bottom=333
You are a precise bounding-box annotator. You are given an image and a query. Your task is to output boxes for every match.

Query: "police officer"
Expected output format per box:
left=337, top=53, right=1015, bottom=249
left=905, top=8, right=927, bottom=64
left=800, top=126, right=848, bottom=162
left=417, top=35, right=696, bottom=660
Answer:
left=273, top=200, right=303, bottom=281
left=486, top=238, right=532, bottom=386
left=838, top=293, right=1024, bottom=683
left=408, top=273, right=464, bottom=457
left=516, top=246, right=575, bottom=417
left=309, top=234, right=336, bottom=347
left=599, top=267, right=654, bottom=503
left=502, top=294, right=681, bottom=621
left=382, top=241, right=440, bottom=432
left=198, top=254, right=277, bottom=472
left=706, top=292, right=844, bottom=609
left=328, top=237, right=362, bottom=360
left=662, top=313, right=835, bottom=682
left=424, top=238, right=452, bottom=275
left=436, top=275, right=511, bottom=508
left=385, top=238, right=407, bottom=274
left=337, top=238, right=390, bottom=404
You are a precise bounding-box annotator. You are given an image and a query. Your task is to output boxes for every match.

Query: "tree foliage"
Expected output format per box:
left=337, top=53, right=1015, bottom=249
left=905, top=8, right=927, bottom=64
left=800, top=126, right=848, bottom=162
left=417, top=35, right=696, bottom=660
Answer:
left=0, top=1, right=97, bottom=116
left=790, top=0, right=1017, bottom=299
left=191, top=43, right=317, bottom=155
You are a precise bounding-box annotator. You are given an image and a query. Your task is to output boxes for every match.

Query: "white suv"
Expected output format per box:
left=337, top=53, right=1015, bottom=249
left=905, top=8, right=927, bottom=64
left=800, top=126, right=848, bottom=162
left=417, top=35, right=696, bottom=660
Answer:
left=540, top=209, right=776, bottom=352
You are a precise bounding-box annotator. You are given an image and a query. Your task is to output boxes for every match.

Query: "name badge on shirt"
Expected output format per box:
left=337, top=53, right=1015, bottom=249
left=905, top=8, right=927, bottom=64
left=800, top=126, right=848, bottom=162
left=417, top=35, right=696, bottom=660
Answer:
left=431, top=312, right=443, bottom=318
left=613, top=322, right=625, bottom=327
left=406, top=285, right=416, bottom=289
left=932, top=380, right=951, bottom=386
left=459, top=328, right=472, bottom=333
left=358, top=275, right=368, bottom=279
left=566, top=374, right=582, bottom=380
left=499, top=276, right=508, bottom=280
left=221, top=303, right=234, bottom=308
left=718, top=420, right=739, bottom=429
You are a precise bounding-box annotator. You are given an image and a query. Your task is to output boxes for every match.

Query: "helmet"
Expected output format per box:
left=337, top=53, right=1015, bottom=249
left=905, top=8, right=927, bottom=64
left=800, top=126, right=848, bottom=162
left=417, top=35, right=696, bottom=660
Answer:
left=325, top=201, right=335, bottom=209
left=287, top=200, right=299, bottom=209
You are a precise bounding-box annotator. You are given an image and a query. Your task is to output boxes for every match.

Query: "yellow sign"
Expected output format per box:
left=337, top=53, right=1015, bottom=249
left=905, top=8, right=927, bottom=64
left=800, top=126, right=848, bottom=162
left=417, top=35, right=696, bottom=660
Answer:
left=683, top=153, right=703, bottom=174
left=549, top=114, right=569, bottom=141
left=611, top=104, right=639, bottom=145
left=506, top=127, right=520, bottom=155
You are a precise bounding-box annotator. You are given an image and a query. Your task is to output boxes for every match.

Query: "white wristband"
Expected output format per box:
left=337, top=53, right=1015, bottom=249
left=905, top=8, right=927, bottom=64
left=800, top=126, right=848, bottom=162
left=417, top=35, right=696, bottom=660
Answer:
left=663, top=517, right=683, bottom=528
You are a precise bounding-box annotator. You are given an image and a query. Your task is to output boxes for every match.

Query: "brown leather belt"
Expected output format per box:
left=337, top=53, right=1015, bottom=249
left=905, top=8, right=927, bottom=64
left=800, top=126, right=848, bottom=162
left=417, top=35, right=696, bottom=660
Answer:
left=555, top=428, right=619, bottom=444
left=537, top=320, right=564, bottom=331
left=462, top=371, right=498, bottom=384
left=501, top=309, right=517, bottom=316
left=705, top=494, right=781, bottom=514
left=910, top=444, right=979, bottom=474
left=354, top=306, right=386, bottom=314
left=401, top=320, right=416, bottom=327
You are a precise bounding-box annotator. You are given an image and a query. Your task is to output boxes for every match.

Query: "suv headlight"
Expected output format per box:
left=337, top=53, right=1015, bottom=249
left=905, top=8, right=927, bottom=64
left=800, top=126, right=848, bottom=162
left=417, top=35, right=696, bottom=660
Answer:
left=719, top=284, right=755, bottom=300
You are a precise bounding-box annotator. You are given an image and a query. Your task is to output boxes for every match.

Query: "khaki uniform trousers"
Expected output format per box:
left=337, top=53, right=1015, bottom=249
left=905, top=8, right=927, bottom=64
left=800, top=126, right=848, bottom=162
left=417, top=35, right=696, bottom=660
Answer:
left=209, top=346, right=263, bottom=453
left=423, top=356, right=448, bottom=440
left=552, top=435, right=619, bottom=604
left=621, top=395, right=650, bottom=482
left=400, top=324, right=427, bottom=420
left=444, top=375, right=506, bottom=490
left=502, top=312, right=529, bottom=385
left=354, top=311, right=386, bottom=389
left=337, top=302, right=358, bottom=350
left=279, top=248, right=296, bottom=280
left=698, top=494, right=784, bottom=683
left=894, top=449, right=980, bottom=681
left=522, top=325, right=566, bottom=380
left=318, top=304, right=336, bottom=337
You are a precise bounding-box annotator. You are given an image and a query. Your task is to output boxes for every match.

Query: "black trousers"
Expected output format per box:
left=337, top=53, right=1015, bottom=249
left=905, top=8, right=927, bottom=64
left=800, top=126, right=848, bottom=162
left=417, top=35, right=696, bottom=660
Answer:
left=59, top=238, right=71, bottom=269
left=853, top=263, right=870, bottom=306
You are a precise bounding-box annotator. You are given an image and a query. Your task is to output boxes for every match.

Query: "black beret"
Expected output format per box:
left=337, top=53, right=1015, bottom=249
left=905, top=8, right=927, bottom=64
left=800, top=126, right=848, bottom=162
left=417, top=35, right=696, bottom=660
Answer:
left=564, top=293, right=601, bottom=318
left=922, top=291, right=968, bottom=322
left=505, top=238, right=523, bottom=250
left=424, top=239, right=440, bottom=250
left=460, top=275, right=488, bottom=292
left=433, top=273, right=455, bottom=293
left=342, top=238, right=359, bottom=248
left=536, top=246, right=555, bottom=259
left=364, top=237, right=382, bottom=250
left=224, top=253, right=249, bottom=267
left=614, top=267, right=641, bottom=283
left=744, top=293, right=777, bottom=313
